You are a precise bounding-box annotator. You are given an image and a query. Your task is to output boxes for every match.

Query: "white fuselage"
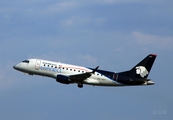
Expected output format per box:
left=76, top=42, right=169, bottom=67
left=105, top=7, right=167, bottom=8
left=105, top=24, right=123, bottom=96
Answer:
left=14, top=54, right=156, bottom=88
left=13, top=59, right=121, bottom=87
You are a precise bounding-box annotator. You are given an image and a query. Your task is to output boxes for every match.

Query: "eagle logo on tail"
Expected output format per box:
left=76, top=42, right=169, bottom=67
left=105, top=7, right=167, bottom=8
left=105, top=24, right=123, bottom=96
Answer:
left=135, top=66, right=148, bottom=78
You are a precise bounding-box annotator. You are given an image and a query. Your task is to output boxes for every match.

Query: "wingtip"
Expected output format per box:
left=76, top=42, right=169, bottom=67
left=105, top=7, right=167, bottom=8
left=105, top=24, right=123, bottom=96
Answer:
left=92, top=66, right=99, bottom=73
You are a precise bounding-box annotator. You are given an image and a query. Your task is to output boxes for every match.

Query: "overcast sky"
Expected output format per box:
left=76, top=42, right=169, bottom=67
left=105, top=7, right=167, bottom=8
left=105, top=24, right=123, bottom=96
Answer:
left=0, top=0, right=173, bottom=120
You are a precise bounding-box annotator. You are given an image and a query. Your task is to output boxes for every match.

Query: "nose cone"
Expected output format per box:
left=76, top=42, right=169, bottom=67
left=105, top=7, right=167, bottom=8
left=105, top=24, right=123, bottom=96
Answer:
left=13, top=65, right=17, bottom=70
left=13, top=64, right=19, bottom=70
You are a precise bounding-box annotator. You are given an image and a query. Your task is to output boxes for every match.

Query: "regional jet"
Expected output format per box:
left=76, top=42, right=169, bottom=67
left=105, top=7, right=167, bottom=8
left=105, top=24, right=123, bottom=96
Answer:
left=13, top=54, right=156, bottom=88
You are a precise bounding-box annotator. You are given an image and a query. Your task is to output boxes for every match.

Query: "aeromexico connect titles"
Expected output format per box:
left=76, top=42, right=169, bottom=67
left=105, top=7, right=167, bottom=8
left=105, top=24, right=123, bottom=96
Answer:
left=13, top=54, right=157, bottom=88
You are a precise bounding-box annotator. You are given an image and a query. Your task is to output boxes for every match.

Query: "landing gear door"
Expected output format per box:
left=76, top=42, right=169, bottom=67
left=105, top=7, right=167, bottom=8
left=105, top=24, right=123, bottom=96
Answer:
left=35, top=60, right=41, bottom=70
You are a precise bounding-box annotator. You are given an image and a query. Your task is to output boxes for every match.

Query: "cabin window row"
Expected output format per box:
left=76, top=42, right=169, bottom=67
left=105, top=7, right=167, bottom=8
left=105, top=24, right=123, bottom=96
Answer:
left=62, top=67, right=86, bottom=73
left=62, top=67, right=102, bottom=76
left=42, top=64, right=102, bottom=76
left=43, top=64, right=58, bottom=68
left=63, top=67, right=102, bottom=76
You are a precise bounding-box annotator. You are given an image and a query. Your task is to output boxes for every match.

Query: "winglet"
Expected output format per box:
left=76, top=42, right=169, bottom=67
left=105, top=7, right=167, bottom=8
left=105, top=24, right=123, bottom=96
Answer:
left=92, top=66, right=99, bottom=73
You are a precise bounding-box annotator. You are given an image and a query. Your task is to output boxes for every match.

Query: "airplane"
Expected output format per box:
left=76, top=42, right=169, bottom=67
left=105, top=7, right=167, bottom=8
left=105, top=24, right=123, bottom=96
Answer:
left=13, top=54, right=157, bottom=88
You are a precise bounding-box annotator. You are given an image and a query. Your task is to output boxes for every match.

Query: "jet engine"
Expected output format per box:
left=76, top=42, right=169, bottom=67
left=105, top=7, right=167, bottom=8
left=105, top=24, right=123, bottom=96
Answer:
left=56, top=75, right=71, bottom=84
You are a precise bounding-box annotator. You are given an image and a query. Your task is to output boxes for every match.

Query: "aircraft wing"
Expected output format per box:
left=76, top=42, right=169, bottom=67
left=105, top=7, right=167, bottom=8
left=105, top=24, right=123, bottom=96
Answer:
left=69, top=72, right=92, bottom=82
left=69, top=66, right=99, bottom=83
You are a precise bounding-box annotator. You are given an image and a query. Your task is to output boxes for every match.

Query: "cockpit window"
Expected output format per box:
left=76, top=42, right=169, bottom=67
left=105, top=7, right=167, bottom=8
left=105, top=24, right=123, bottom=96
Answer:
left=22, top=60, right=29, bottom=63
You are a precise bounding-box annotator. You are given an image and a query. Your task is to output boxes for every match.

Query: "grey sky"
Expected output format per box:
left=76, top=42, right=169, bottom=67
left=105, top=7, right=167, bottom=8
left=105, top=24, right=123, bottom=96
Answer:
left=0, top=0, right=173, bottom=120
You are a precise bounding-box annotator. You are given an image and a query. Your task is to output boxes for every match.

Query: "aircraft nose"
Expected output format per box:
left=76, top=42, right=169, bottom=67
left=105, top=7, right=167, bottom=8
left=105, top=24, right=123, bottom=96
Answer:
left=13, top=64, right=19, bottom=70
left=13, top=65, right=17, bottom=70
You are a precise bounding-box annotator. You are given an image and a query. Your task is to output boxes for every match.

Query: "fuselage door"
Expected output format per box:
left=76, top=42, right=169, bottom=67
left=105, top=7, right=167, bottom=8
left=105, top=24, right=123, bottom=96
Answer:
left=35, top=60, right=41, bottom=70
left=113, top=73, right=118, bottom=81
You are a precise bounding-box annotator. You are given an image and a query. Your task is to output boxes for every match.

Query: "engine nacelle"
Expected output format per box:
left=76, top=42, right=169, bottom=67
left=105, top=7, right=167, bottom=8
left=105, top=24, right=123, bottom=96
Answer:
left=56, top=75, right=71, bottom=84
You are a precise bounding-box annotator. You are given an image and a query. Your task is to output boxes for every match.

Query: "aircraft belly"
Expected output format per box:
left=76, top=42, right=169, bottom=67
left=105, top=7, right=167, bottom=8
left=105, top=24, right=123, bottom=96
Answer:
left=99, top=81, right=120, bottom=86
left=84, top=79, right=100, bottom=85
left=84, top=78, right=121, bottom=86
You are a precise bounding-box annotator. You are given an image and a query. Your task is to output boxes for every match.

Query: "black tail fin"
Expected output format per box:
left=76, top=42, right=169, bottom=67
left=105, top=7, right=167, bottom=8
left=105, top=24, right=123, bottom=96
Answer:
left=119, top=54, right=157, bottom=79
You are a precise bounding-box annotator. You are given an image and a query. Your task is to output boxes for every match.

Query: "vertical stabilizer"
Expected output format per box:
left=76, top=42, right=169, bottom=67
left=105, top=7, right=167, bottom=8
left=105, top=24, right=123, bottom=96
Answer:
left=119, top=54, right=157, bottom=79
